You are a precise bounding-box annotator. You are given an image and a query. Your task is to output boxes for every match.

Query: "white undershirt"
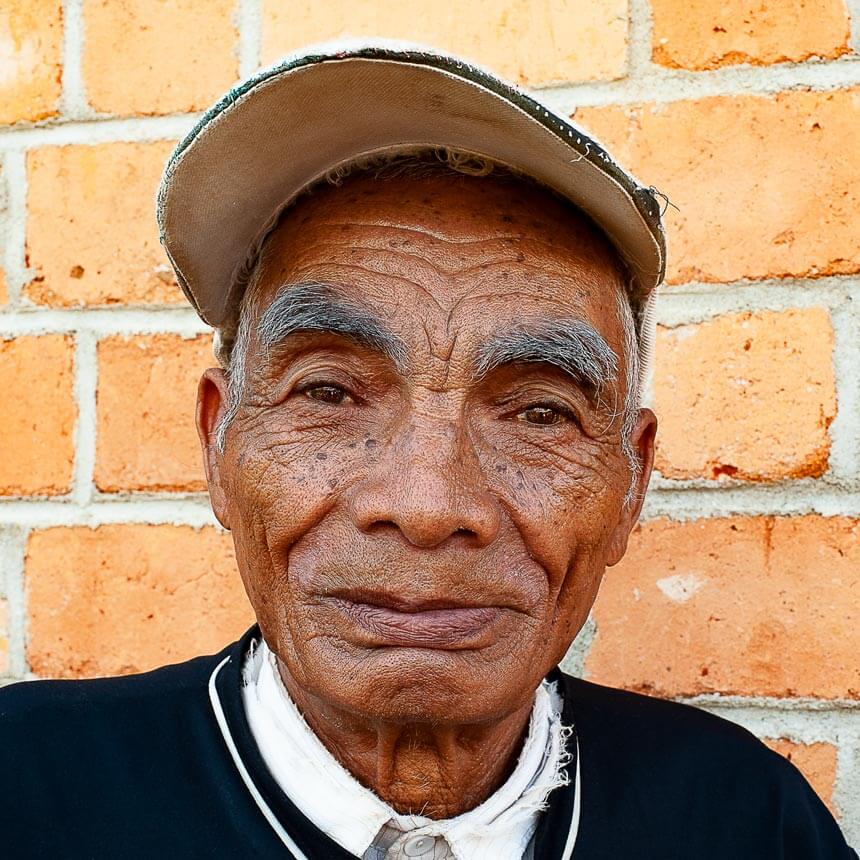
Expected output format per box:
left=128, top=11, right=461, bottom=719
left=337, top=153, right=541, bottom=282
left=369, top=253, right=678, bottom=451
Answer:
left=242, top=640, right=572, bottom=860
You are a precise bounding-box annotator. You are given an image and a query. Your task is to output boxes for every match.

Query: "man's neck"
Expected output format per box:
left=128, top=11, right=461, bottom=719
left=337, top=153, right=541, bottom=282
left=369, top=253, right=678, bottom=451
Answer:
left=276, top=656, right=533, bottom=819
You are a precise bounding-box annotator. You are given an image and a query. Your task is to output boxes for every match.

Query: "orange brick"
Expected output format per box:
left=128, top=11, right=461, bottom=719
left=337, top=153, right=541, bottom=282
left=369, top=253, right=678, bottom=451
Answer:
left=26, top=525, right=252, bottom=678
left=83, top=0, right=238, bottom=116
left=261, top=0, right=628, bottom=85
left=764, top=739, right=839, bottom=816
left=0, top=1, right=63, bottom=124
left=0, top=335, right=75, bottom=496
left=651, top=0, right=849, bottom=70
left=95, top=334, right=215, bottom=492
left=25, top=142, right=182, bottom=307
left=654, top=309, right=836, bottom=481
left=0, top=599, right=8, bottom=674
left=575, top=89, right=860, bottom=284
left=587, top=516, right=860, bottom=699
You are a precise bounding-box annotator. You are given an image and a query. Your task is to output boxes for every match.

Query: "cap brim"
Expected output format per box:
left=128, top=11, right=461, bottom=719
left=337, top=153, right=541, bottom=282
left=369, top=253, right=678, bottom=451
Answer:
left=157, top=42, right=666, bottom=329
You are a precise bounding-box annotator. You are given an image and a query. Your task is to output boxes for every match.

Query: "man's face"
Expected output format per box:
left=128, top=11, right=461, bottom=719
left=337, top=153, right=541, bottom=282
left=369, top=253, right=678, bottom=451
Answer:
left=198, top=171, right=655, bottom=725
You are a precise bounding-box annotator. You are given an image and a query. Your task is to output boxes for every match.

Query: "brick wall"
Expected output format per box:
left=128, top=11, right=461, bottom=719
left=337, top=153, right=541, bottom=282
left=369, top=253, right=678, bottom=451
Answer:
left=1, top=0, right=858, bottom=839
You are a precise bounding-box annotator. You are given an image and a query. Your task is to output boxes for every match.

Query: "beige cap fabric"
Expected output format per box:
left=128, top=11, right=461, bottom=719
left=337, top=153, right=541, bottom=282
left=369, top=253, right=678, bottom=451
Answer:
left=157, top=40, right=666, bottom=370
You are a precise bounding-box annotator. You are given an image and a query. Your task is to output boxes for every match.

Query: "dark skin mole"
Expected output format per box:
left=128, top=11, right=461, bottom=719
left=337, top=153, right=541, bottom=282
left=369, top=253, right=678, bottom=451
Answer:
left=196, top=171, right=656, bottom=819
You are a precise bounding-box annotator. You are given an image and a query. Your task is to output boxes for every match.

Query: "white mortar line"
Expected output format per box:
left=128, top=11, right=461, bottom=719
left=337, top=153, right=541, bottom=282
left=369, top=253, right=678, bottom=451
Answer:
left=539, top=55, right=860, bottom=112
left=0, top=156, right=7, bottom=298
left=71, top=331, right=97, bottom=505
left=682, top=696, right=860, bottom=714
left=0, top=528, right=29, bottom=678
left=0, top=114, right=200, bottom=150
left=667, top=276, right=860, bottom=296
left=0, top=306, right=212, bottom=337
left=827, top=300, right=860, bottom=484
left=642, top=483, right=860, bottom=519
left=235, top=0, right=263, bottom=78
left=654, top=277, right=860, bottom=326
left=0, top=499, right=220, bottom=528
left=59, top=0, right=93, bottom=120
left=1, top=151, right=28, bottom=306
left=626, top=0, right=654, bottom=78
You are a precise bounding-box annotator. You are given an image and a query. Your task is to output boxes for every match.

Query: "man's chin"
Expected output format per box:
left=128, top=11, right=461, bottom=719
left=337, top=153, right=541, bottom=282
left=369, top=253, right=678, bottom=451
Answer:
left=297, top=643, right=536, bottom=725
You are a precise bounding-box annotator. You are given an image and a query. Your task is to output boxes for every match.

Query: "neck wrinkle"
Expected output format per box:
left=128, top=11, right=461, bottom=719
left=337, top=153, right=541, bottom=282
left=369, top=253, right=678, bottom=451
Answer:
left=274, top=649, right=535, bottom=819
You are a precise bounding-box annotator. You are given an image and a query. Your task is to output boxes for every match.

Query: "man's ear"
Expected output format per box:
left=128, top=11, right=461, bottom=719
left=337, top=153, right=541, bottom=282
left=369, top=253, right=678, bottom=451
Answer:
left=196, top=367, right=232, bottom=530
left=606, top=408, right=657, bottom=567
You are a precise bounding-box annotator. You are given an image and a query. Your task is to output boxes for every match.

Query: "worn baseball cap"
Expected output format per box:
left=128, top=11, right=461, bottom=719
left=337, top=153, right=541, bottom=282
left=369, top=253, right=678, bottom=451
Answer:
left=156, top=40, right=666, bottom=371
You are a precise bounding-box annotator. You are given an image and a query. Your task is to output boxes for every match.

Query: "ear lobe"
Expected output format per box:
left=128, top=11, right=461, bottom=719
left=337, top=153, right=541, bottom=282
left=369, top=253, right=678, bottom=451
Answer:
left=196, top=367, right=232, bottom=530
left=606, top=408, right=658, bottom=567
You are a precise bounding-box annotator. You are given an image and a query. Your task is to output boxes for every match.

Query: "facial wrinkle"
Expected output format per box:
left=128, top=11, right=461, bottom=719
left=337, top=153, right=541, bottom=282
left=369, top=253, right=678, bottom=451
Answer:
left=306, top=219, right=537, bottom=246
left=293, top=239, right=463, bottom=275
left=310, top=220, right=615, bottom=270
left=293, top=261, right=450, bottom=314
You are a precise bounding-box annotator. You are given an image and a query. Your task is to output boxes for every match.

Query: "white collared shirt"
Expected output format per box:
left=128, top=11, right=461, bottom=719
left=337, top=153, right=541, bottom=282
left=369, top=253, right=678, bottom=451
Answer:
left=242, top=640, right=572, bottom=860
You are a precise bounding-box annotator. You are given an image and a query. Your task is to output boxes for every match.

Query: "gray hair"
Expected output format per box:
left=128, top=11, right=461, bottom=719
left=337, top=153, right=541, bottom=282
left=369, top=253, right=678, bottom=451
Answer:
left=617, top=287, right=642, bottom=506
left=214, top=148, right=644, bottom=501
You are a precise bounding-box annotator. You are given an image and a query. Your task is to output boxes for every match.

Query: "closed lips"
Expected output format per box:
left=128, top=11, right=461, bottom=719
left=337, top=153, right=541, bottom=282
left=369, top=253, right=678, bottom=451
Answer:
left=330, top=593, right=505, bottom=649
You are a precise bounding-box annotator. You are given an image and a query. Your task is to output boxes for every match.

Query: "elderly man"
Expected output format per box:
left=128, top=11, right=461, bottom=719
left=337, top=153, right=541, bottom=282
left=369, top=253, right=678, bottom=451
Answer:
left=1, top=44, right=855, bottom=860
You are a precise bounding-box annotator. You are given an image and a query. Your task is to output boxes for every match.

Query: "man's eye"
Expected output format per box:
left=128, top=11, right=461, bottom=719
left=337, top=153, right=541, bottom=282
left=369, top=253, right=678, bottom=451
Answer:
left=304, top=385, right=349, bottom=405
left=516, top=405, right=567, bottom=426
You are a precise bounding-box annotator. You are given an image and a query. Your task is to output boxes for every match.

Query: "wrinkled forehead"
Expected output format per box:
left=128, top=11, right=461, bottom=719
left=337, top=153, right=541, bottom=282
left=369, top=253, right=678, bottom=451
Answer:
left=249, top=171, right=628, bottom=347
left=265, top=170, right=624, bottom=272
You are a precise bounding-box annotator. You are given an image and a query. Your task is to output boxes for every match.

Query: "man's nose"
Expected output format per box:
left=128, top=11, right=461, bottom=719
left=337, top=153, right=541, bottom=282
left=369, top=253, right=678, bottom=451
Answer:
left=348, top=418, right=501, bottom=549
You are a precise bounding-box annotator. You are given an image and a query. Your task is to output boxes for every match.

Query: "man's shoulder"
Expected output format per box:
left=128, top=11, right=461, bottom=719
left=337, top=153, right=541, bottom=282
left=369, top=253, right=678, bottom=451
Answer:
left=563, top=671, right=757, bottom=743
left=560, top=673, right=857, bottom=858
left=2, top=648, right=222, bottom=717
left=0, top=644, right=241, bottom=842
left=0, top=634, right=287, bottom=856
left=0, top=646, right=229, bottom=767
left=562, top=671, right=794, bottom=782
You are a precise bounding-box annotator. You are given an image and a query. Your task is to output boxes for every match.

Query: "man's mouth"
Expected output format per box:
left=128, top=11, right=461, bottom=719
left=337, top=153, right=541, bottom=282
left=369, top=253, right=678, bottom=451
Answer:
left=328, top=590, right=505, bottom=649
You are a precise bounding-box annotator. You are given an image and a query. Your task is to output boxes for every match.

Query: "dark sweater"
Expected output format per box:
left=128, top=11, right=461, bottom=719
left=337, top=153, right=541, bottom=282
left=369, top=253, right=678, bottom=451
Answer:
left=0, top=626, right=855, bottom=859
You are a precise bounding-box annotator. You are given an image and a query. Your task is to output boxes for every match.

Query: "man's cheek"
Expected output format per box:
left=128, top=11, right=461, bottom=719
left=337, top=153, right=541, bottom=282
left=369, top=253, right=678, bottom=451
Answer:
left=226, top=442, right=373, bottom=575
left=239, top=422, right=377, bottom=487
left=492, top=462, right=599, bottom=551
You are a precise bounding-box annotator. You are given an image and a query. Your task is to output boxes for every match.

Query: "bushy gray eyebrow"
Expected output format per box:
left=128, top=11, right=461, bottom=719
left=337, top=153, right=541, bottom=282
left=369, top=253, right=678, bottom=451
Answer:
left=473, top=318, right=619, bottom=395
left=255, top=284, right=616, bottom=396
left=255, top=281, right=408, bottom=370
